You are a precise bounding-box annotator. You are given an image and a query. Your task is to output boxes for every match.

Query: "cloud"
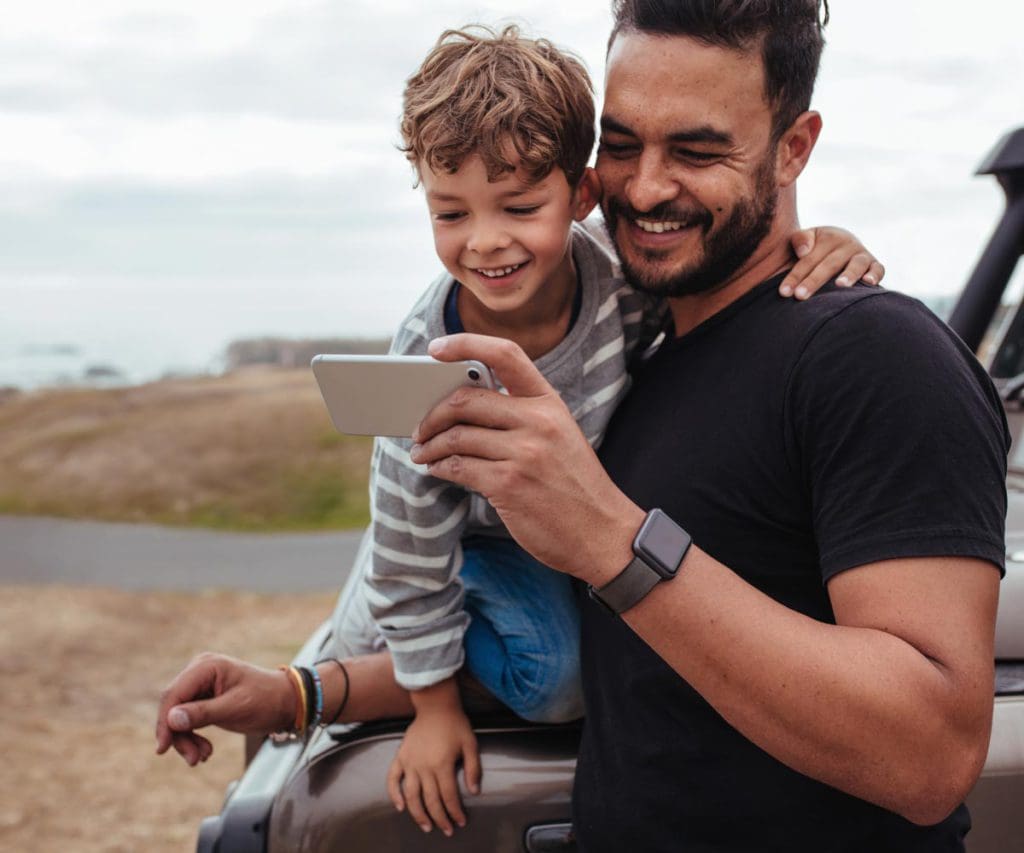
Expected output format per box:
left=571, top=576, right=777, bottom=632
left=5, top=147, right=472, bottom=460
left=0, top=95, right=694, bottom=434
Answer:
left=0, top=172, right=433, bottom=278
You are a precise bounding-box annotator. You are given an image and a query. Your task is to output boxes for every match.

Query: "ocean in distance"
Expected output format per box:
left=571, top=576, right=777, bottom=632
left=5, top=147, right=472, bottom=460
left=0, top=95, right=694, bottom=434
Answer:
left=2, top=273, right=960, bottom=392
left=1, top=273, right=413, bottom=390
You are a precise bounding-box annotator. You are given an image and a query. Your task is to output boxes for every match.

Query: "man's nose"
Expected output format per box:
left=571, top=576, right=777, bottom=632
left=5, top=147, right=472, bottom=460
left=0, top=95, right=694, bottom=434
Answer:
left=466, top=217, right=512, bottom=255
left=625, top=151, right=680, bottom=213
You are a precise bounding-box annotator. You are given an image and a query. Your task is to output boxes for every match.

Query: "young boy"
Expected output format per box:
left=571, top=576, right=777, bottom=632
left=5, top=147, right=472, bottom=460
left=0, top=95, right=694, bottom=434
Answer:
left=324, top=24, right=884, bottom=837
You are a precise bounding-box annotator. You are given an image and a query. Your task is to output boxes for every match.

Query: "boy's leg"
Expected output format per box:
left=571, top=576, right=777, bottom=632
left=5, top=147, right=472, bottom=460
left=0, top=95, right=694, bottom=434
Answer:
left=459, top=536, right=583, bottom=724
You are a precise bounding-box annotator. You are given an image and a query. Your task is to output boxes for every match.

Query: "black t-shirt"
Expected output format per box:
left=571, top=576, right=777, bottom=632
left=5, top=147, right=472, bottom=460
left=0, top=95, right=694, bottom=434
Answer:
left=573, top=278, right=1009, bottom=853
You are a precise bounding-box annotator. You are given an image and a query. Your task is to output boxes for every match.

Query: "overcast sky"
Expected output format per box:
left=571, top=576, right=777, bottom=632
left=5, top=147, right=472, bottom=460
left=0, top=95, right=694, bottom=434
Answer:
left=3, top=0, right=1024, bottom=373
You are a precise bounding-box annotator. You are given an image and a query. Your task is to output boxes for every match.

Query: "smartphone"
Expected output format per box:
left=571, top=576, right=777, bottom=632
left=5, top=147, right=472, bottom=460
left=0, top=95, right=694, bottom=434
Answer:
left=311, top=354, right=497, bottom=437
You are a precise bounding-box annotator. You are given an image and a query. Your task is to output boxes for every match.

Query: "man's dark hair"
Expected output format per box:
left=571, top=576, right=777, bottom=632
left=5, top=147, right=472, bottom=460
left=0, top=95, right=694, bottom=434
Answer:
left=609, top=1, right=829, bottom=140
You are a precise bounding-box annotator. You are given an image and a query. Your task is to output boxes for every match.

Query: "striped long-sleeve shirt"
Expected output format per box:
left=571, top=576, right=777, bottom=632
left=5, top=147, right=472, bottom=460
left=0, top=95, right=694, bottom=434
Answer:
left=363, top=222, right=666, bottom=690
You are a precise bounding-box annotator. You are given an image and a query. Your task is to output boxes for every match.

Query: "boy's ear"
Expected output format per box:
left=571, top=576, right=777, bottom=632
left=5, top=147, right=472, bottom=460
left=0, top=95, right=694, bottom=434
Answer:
left=572, top=167, right=602, bottom=221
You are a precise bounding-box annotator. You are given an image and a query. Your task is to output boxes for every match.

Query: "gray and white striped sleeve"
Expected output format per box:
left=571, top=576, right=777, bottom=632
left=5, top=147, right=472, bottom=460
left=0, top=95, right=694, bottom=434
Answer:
left=365, top=435, right=473, bottom=690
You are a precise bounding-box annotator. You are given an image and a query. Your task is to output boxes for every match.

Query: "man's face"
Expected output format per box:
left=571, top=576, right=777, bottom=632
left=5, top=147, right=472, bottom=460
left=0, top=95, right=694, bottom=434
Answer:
left=597, top=32, right=781, bottom=297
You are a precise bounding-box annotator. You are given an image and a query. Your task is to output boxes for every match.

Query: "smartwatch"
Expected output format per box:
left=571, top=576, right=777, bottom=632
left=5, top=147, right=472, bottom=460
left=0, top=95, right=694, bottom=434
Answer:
left=588, top=509, right=692, bottom=615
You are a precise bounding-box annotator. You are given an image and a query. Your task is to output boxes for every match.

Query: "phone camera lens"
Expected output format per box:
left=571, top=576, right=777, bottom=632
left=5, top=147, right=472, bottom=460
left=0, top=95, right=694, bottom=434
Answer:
left=467, top=368, right=481, bottom=382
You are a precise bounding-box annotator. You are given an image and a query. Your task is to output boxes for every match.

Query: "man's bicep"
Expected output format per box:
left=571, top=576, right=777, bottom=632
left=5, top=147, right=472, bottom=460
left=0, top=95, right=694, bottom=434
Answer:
left=828, top=557, right=1000, bottom=678
left=787, top=294, right=1008, bottom=579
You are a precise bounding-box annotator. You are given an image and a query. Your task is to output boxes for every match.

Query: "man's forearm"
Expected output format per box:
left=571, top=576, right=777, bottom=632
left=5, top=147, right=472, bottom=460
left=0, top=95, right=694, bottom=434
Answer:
left=608, top=545, right=997, bottom=825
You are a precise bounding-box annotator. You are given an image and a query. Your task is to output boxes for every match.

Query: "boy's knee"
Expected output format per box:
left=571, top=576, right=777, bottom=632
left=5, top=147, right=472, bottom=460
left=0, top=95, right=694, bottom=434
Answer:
left=510, top=656, right=584, bottom=724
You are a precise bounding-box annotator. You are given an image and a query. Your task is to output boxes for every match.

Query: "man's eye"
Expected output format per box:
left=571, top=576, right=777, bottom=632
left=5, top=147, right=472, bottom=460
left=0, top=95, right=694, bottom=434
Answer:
left=507, top=205, right=541, bottom=216
left=433, top=211, right=465, bottom=222
left=598, top=139, right=637, bottom=158
left=675, top=149, right=721, bottom=164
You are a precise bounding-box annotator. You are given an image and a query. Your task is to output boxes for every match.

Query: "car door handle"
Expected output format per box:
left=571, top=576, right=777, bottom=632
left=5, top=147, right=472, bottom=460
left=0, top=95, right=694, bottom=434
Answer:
left=524, top=822, right=577, bottom=852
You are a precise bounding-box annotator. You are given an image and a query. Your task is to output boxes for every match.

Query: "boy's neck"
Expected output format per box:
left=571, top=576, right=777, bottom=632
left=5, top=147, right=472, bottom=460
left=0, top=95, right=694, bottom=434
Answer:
left=456, top=253, right=579, bottom=361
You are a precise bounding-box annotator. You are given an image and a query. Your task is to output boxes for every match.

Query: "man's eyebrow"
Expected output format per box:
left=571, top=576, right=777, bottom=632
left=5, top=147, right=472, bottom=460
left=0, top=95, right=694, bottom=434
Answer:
left=601, top=115, right=733, bottom=146
left=669, top=127, right=733, bottom=146
left=600, top=116, right=636, bottom=136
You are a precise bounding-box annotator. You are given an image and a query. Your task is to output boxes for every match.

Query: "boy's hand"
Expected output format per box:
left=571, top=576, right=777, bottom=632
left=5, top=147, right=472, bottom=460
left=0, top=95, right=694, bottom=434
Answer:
left=781, top=226, right=886, bottom=300
left=386, top=680, right=482, bottom=837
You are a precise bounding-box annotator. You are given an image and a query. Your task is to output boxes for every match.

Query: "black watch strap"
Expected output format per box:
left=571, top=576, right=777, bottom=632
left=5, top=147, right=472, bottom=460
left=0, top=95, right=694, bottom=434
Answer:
left=588, top=554, right=664, bottom=615
left=588, top=509, right=692, bottom=616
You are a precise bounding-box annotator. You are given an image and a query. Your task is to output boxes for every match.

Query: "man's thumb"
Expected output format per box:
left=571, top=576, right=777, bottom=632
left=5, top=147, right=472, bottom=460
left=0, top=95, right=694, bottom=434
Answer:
left=168, top=705, right=194, bottom=731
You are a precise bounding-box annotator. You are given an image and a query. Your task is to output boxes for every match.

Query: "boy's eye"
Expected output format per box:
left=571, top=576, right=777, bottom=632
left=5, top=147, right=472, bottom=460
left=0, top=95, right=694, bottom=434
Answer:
left=433, top=211, right=465, bottom=222
left=507, top=205, right=541, bottom=216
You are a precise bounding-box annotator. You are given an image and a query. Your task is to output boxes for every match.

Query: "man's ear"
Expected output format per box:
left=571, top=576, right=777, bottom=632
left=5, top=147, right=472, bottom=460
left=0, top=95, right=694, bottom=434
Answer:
left=776, top=111, right=822, bottom=188
left=572, top=167, right=602, bottom=221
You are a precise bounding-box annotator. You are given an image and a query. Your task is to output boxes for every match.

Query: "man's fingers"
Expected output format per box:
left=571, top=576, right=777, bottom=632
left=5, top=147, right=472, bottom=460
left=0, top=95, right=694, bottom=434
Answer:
left=402, top=772, right=432, bottom=833
left=427, top=333, right=551, bottom=398
left=421, top=453, right=499, bottom=495
left=419, top=774, right=455, bottom=837
left=387, top=758, right=406, bottom=812
left=165, top=691, right=238, bottom=734
left=171, top=731, right=205, bottom=766
left=462, top=738, right=482, bottom=795
left=155, top=655, right=220, bottom=748
left=411, top=423, right=513, bottom=468
left=413, top=387, right=519, bottom=446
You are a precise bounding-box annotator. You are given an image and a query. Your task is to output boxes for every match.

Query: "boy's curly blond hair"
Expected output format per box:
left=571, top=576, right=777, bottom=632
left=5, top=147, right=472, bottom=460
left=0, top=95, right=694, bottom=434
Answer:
left=400, top=25, right=595, bottom=186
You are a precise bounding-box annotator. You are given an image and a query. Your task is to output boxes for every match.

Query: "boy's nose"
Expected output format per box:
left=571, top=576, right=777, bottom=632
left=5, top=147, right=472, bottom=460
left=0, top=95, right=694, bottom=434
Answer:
left=466, top=221, right=512, bottom=255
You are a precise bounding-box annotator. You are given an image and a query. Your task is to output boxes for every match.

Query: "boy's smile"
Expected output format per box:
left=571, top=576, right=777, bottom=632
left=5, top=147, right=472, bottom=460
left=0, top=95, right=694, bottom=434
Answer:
left=421, top=154, right=600, bottom=354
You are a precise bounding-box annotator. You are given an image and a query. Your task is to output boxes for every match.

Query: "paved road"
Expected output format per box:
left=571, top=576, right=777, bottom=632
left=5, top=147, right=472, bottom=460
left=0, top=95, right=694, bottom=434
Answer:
left=0, top=515, right=365, bottom=592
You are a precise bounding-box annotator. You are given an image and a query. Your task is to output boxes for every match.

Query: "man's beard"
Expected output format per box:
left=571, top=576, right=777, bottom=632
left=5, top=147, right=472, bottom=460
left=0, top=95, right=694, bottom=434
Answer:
left=602, top=156, right=778, bottom=298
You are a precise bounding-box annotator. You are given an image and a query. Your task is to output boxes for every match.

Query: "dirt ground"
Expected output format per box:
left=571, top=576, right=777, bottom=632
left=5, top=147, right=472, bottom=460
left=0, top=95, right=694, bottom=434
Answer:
left=0, top=584, right=336, bottom=852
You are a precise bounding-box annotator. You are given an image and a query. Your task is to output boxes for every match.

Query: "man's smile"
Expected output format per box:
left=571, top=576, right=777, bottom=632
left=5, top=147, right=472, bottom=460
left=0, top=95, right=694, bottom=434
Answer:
left=634, top=218, right=687, bottom=234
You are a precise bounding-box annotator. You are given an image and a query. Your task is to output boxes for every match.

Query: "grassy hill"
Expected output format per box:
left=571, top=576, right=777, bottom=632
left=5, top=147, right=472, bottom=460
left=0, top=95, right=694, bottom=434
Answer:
left=0, top=367, right=373, bottom=530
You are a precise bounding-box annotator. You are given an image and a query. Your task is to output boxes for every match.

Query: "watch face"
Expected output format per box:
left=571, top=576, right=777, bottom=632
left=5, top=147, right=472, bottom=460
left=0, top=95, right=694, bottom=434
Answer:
left=637, top=509, right=692, bottom=578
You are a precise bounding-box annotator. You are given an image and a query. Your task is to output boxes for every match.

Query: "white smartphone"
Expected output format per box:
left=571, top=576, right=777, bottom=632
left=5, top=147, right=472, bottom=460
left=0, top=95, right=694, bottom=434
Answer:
left=311, top=354, right=497, bottom=437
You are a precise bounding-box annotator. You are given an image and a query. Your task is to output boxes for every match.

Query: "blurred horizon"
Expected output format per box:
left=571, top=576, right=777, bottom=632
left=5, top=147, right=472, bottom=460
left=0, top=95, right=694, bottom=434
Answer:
left=4, top=0, right=1023, bottom=389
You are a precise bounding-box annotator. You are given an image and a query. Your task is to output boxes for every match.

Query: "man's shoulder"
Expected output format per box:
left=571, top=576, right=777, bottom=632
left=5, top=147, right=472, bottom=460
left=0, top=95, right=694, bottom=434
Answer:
left=783, top=283, right=1004, bottom=433
left=767, top=283, right=960, bottom=364
left=795, top=284, right=959, bottom=351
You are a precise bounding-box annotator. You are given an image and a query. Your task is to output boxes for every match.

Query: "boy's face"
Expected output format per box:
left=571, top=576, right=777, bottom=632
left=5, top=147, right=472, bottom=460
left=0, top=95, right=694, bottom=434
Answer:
left=421, top=155, right=598, bottom=326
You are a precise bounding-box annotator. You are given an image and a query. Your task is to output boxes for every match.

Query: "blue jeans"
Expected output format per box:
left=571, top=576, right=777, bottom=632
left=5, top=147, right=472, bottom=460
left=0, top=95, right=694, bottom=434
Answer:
left=460, top=536, right=583, bottom=724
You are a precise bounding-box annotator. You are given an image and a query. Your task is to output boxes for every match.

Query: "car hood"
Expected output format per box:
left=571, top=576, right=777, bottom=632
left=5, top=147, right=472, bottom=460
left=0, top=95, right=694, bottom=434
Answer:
left=998, top=486, right=1024, bottom=658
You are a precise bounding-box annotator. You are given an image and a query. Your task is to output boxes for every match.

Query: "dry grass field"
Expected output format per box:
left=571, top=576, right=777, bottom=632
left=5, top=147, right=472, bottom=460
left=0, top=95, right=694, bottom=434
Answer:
left=0, top=584, right=337, bottom=852
left=0, top=370, right=374, bottom=849
left=0, top=368, right=373, bottom=530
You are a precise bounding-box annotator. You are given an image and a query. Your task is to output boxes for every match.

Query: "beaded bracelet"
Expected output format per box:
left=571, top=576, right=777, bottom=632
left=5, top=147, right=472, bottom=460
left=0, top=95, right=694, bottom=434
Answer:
left=316, top=658, right=351, bottom=727
left=302, top=665, right=324, bottom=730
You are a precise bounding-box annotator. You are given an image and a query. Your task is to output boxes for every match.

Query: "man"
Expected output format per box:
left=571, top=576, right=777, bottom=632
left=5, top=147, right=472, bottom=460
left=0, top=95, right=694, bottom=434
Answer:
left=410, top=1, right=1008, bottom=849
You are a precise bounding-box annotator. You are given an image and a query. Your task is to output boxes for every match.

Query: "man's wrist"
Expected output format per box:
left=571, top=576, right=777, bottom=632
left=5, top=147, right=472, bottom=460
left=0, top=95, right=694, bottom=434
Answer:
left=588, top=508, right=693, bottom=616
left=275, top=668, right=301, bottom=732
left=580, top=502, right=647, bottom=588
